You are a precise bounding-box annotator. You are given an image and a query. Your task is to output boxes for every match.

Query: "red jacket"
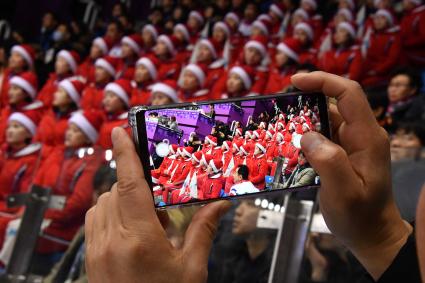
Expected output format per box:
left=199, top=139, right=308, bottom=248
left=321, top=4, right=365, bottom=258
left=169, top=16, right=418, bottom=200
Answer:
left=361, top=27, right=401, bottom=86
left=34, top=146, right=101, bottom=253
left=247, top=154, right=269, bottom=190
left=35, top=109, right=72, bottom=147
left=299, top=48, right=318, bottom=65
left=400, top=5, right=425, bottom=66
left=130, top=84, right=153, bottom=106
left=200, top=173, right=224, bottom=200
left=318, top=46, right=362, bottom=81
left=205, top=59, right=226, bottom=90
left=78, top=59, right=96, bottom=83
left=80, top=83, right=106, bottom=111
left=264, top=65, right=295, bottom=94
left=157, top=58, right=181, bottom=81
left=38, top=73, right=72, bottom=108
left=98, top=112, right=128, bottom=149
left=178, top=89, right=211, bottom=103
left=116, top=60, right=135, bottom=80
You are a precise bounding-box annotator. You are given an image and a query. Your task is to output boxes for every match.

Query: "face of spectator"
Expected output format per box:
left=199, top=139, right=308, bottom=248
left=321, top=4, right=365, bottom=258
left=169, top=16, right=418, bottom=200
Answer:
left=55, top=56, right=71, bottom=75
left=197, top=44, right=214, bottom=63
left=182, top=70, right=200, bottom=92
left=233, top=167, right=243, bottom=182
left=294, top=29, right=309, bottom=45
left=95, top=67, right=112, bottom=84
left=387, top=74, right=416, bottom=103
left=291, top=14, right=305, bottom=26
left=174, top=30, right=187, bottom=43
left=8, top=85, right=27, bottom=105
left=334, top=27, right=350, bottom=45
left=54, top=24, right=70, bottom=42
left=390, top=129, right=422, bottom=160
left=151, top=92, right=173, bottom=106
left=106, top=23, right=122, bottom=42
left=373, top=15, right=389, bottom=31
left=90, top=44, right=104, bottom=60
left=244, top=4, right=258, bottom=21
left=121, top=43, right=136, bottom=59
left=173, top=7, right=184, bottom=21
left=232, top=201, right=260, bottom=235
left=53, top=87, right=72, bottom=108
left=187, top=17, right=201, bottom=31
left=6, top=121, right=31, bottom=145
left=244, top=47, right=262, bottom=66
left=42, top=12, right=56, bottom=30
left=154, top=41, right=169, bottom=57
left=275, top=50, right=289, bottom=67
left=112, top=4, right=124, bottom=18
left=65, top=123, right=91, bottom=148
left=142, top=30, right=155, bottom=47
left=251, top=26, right=266, bottom=37
left=227, top=73, right=245, bottom=94
left=213, top=27, right=227, bottom=43
left=225, top=18, right=238, bottom=31
left=8, top=52, right=27, bottom=71
left=134, top=64, right=151, bottom=83
left=103, top=91, right=126, bottom=113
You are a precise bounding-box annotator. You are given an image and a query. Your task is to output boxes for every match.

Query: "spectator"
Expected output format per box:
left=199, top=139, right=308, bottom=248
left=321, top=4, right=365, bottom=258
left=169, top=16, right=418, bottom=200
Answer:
left=390, top=122, right=425, bottom=162
left=284, top=151, right=316, bottom=188
left=168, top=116, right=180, bottom=132
left=229, top=165, right=259, bottom=195
left=130, top=56, right=160, bottom=106
left=39, top=12, right=58, bottom=53
left=105, top=20, right=125, bottom=58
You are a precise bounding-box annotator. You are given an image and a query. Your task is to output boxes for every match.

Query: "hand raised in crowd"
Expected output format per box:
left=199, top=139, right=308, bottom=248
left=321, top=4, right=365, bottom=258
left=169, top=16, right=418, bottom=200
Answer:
left=85, top=127, right=231, bottom=283
left=293, top=72, right=413, bottom=280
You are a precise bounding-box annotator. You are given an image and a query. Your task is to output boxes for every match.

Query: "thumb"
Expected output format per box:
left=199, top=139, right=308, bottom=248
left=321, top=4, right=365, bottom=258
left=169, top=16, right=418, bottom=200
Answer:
left=183, top=201, right=232, bottom=265
left=301, top=132, right=362, bottom=201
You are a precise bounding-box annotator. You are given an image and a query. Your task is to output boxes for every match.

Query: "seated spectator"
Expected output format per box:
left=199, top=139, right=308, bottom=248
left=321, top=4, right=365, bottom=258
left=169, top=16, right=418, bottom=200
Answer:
left=98, top=79, right=131, bottom=149
left=318, top=21, right=362, bottom=81
left=105, top=20, right=125, bottom=58
left=81, top=56, right=119, bottom=110
left=390, top=122, right=425, bottom=162
left=0, top=45, right=35, bottom=107
left=150, top=81, right=180, bottom=105
left=130, top=55, right=160, bottom=106
left=153, top=34, right=182, bottom=81
left=284, top=151, right=316, bottom=188
left=361, top=9, right=401, bottom=87
left=177, top=63, right=210, bottom=102
left=229, top=165, right=259, bottom=196
left=293, top=22, right=318, bottom=65
left=195, top=37, right=226, bottom=90
left=300, top=0, right=324, bottom=41
left=35, top=78, right=84, bottom=147
left=213, top=65, right=256, bottom=99
left=141, top=24, right=159, bottom=56
left=186, top=11, right=205, bottom=46
left=117, top=34, right=144, bottom=80
left=38, top=49, right=80, bottom=108
left=400, top=0, right=425, bottom=67
left=238, top=2, right=259, bottom=37
left=173, top=24, right=193, bottom=64
left=78, top=37, right=113, bottom=84
left=383, top=68, right=424, bottom=132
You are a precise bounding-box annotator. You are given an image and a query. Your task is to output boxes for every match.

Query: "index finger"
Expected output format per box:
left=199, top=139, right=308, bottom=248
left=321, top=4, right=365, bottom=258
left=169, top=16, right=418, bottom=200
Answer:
left=112, top=127, right=157, bottom=224
left=291, top=71, right=377, bottom=128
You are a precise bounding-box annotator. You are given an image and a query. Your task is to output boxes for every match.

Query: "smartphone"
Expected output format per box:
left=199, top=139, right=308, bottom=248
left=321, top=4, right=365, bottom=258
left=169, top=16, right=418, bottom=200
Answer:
left=129, top=92, right=330, bottom=209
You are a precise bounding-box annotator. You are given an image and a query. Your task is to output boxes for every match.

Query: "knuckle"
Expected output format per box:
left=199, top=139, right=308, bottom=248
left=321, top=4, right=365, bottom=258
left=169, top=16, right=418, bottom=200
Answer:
left=117, top=178, right=139, bottom=196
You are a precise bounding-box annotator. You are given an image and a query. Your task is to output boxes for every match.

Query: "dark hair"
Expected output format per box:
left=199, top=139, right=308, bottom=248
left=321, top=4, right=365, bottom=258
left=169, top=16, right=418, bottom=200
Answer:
left=396, top=122, right=425, bottom=146
left=93, top=165, right=117, bottom=192
left=108, top=19, right=125, bottom=33
left=390, top=68, right=422, bottom=94
left=237, top=165, right=249, bottom=180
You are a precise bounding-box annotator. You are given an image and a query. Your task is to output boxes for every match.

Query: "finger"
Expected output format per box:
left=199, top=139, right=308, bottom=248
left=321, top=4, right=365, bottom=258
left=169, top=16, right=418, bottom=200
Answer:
left=291, top=72, right=376, bottom=128
left=85, top=207, right=95, bottom=246
left=112, top=127, right=157, bottom=225
left=93, top=192, right=111, bottom=234
left=300, top=132, right=364, bottom=202
left=183, top=201, right=232, bottom=265
left=329, top=104, right=344, bottom=144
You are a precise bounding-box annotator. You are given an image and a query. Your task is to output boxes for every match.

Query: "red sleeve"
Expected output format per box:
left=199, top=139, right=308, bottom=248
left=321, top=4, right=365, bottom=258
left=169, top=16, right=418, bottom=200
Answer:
left=375, top=34, right=401, bottom=75
left=348, top=50, right=363, bottom=82
left=173, top=166, right=191, bottom=184
left=209, top=181, right=223, bottom=199
left=251, top=71, right=269, bottom=94
left=249, top=160, right=269, bottom=184
left=403, top=13, right=425, bottom=47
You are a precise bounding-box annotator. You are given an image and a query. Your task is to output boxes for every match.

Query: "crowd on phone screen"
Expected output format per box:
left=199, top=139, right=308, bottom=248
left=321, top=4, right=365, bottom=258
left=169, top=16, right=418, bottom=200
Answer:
left=151, top=102, right=319, bottom=205
left=0, top=0, right=424, bottom=279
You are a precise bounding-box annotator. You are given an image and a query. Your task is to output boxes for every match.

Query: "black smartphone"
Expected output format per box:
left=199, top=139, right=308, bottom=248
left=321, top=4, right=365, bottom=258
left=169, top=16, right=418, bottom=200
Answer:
left=129, top=92, right=330, bottom=209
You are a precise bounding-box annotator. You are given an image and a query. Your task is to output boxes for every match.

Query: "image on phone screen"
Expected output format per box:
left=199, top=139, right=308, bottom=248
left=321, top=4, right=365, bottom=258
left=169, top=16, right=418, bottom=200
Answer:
left=134, top=93, right=329, bottom=208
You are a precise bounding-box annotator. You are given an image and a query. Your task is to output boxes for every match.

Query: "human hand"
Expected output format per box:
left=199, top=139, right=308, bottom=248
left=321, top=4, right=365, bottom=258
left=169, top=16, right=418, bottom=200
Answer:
left=292, top=72, right=412, bottom=280
left=85, top=127, right=231, bottom=283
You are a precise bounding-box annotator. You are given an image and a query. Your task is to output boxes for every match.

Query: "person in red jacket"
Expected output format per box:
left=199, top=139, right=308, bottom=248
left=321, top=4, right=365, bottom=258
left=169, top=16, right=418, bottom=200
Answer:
left=38, top=50, right=80, bottom=108
left=141, top=24, right=159, bottom=55
left=361, top=9, right=401, bottom=87
left=35, top=78, right=84, bottom=147
left=195, top=37, right=226, bottom=90
left=300, top=0, right=324, bottom=41
left=187, top=10, right=205, bottom=46
left=153, top=35, right=182, bottom=81
left=0, top=111, right=42, bottom=249
left=265, top=38, right=302, bottom=94
left=248, top=141, right=269, bottom=190
left=150, top=81, right=180, bottom=105
left=224, top=12, right=245, bottom=64
left=98, top=79, right=132, bottom=149
left=0, top=45, right=35, bottom=108
left=318, top=21, right=362, bottom=81
left=81, top=56, right=119, bottom=110
left=33, top=110, right=103, bottom=254
left=199, top=158, right=225, bottom=200
left=177, top=63, right=210, bottom=102
left=117, top=34, right=144, bottom=80
left=130, top=55, right=160, bottom=106
left=293, top=22, right=318, bottom=65
left=400, top=0, right=425, bottom=66
left=213, top=65, right=256, bottom=99
left=0, top=72, right=44, bottom=145
left=78, top=37, right=113, bottom=84
left=173, top=24, right=193, bottom=65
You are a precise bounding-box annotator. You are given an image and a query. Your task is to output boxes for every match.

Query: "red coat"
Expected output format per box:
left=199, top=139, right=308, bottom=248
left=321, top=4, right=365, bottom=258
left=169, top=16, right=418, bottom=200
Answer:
left=98, top=112, right=128, bottom=149
left=35, top=109, right=72, bottom=147
left=299, top=48, right=318, bottom=65
left=116, top=61, right=135, bottom=80
left=361, top=27, right=401, bottom=86
left=318, top=46, right=362, bottom=81
left=130, top=84, right=153, bottom=106
left=200, top=173, right=225, bottom=200
left=205, top=59, right=226, bottom=90
left=178, top=89, right=211, bottom=103
left=34, top=146, right=101, bottom=253
left=247, top=154, right=269, bottom=190
left=264, top=66, right=295, bottom=94
left=400, top=5, right=425, bottom=66
left=38, top=73, right=72, bottom=108
left=81, top=83, right=106, bottom=111
left=78, top=59, right=96, bottom=83
left=157, top=58, right=181, bottom=81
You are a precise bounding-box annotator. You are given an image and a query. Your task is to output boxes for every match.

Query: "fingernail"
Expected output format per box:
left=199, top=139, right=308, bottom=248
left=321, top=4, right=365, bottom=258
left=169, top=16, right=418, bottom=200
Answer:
left=111, top=127, right=121, bottom=147
left=301, top=132, right=326, bottom=155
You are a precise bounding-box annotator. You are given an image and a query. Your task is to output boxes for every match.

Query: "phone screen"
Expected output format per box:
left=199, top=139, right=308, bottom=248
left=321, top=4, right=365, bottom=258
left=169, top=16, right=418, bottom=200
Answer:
left=136, top=93, right=329, bottom=208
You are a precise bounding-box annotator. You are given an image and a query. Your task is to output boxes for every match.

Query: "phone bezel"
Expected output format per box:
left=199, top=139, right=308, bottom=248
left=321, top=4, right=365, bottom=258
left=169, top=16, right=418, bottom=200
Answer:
left=130, top=92, right=330, bottom=209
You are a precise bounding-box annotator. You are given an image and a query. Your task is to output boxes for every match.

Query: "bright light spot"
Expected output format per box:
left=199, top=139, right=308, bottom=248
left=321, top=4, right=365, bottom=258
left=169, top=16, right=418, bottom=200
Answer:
left=254, top=198, right=261, bottom=206
left=87, top=147, right=94, bottom=155
left=280, top=207, right=285, bottom=213
left=261, top=199, right=268, bottom=209
left=274, top=204, right=281, bottom=212
left=105, top=150, right=113, bottom=161
left=78, top=149, right=85, bottom=159
left=268, top=202, right=275, bottom=210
